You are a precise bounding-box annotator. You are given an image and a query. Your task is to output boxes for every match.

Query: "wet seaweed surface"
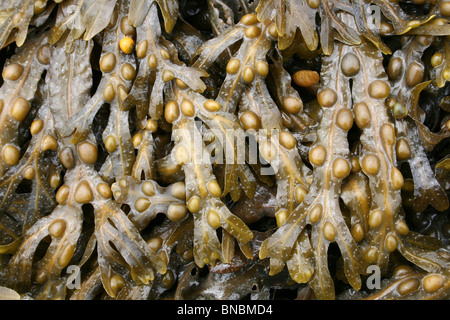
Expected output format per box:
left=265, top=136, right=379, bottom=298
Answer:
left=0, top=0, right=449, bottom=300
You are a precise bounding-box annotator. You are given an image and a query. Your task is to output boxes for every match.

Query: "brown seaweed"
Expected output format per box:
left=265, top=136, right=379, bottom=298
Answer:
left=0, top=0, right=449, bottom=301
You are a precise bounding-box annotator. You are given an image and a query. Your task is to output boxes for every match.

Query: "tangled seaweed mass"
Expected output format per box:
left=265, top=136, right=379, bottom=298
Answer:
left=0, top=0, right=449, bottom=300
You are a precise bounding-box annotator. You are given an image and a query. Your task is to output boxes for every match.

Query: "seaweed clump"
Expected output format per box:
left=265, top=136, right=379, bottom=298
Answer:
left=0, top=0, right=449, bottom=300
